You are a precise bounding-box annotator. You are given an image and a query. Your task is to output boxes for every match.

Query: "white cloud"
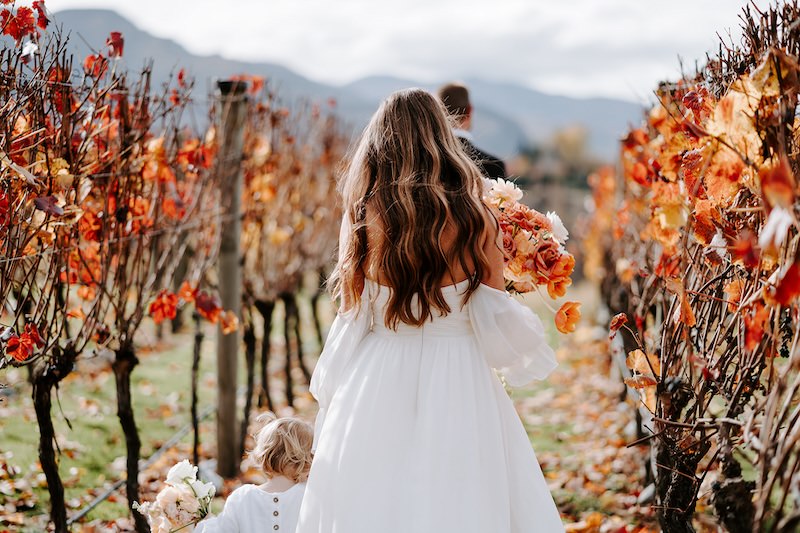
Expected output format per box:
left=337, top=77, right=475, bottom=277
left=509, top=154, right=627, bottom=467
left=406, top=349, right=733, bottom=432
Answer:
left=47, top=0, right=777, bottom=99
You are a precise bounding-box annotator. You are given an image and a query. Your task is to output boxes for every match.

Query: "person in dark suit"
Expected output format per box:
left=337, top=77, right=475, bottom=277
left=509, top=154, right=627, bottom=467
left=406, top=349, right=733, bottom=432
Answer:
left=437, top=82, right=506, bottom=180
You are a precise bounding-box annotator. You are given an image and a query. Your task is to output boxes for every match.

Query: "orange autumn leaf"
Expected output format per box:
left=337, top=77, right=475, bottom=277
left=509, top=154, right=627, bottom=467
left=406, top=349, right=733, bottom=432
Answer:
left=654, top=252, right=681, bottom=278
left=680, top=292, right=697, bottom=327
left=744, top=302, right=770, bottom=352
left=83, top=53, right=108, bottom=78
left=759, top=155, right=795, bottom=210
left=724, top=280, right=745, bottom=312
left=692, top=200, right=720, bottom=245
left=67, top=307, right=87, bottom=320
left=624, top=375, right=658, bottom=389
left=768, top=263, right=800, bottom=307
left=149, top=289, right=178, bottom=324
left=5, top=323, right=44, bottom=362
left=220, top=310, right=239, bottom=335
left=77, top=285, right=96, bottom=301
left=1, top=6, right=36, bottom=42
left=626, top=349, right=661, bottom=377
left=730, top=230, right=760, bottom=269
left=704, top=146, right=744, bottom=207
left=624, top=375, right=658, bottom=412
left=5, top=335, right=32, bottom=362
left=555, top=301, right=581, bottom=334
left=178, top=281, right=196, bottom=303
left=24, top=324, right=44, bottom=348
left=162, top=195, right=186, bottom=221
left=609, top=313, right=628, bottom=332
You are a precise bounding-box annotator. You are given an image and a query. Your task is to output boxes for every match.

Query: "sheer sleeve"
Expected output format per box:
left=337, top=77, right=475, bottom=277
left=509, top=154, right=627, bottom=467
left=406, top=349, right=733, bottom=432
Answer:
left=468, top=284, right=558, bottom=387
left=309, top=304, right=372, bottom=449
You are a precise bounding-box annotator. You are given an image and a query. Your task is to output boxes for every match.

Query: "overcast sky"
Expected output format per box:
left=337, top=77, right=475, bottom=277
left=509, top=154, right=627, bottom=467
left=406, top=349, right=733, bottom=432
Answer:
left=48, top=0, right=776, bottom=103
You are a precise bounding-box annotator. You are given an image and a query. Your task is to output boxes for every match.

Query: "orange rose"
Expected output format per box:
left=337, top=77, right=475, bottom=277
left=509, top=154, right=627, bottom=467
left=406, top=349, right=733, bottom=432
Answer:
left=503, top=202, right=552, bottom=234
left=501, top=226, right=517, bottom=259
left=532, top=239, right=562, bottom=284
left=555, top=301, right=581, bottom=334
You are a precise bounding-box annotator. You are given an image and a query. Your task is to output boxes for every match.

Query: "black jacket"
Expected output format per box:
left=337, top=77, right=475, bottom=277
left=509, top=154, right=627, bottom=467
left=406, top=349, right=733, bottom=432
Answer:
left=459, top=137, right=506, bottom=180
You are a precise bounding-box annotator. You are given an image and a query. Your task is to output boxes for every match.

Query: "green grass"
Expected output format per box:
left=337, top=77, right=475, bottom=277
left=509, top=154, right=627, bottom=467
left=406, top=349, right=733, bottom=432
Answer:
left=0, top=326, right=219, bottom=529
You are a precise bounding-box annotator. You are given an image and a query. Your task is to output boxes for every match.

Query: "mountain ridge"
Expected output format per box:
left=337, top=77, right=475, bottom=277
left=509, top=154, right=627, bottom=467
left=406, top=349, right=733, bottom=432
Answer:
left=52, top=8, right=644, bottom=160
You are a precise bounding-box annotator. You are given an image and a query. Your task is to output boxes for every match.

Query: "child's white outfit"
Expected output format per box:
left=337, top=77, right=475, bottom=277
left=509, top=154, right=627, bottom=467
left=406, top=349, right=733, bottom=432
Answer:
left=195, top=482, right=306, bottom=533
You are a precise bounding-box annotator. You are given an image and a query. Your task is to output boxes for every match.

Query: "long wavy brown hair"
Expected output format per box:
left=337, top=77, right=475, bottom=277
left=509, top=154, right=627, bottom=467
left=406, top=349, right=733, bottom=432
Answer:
left=329, top=88, right=492, bottom=328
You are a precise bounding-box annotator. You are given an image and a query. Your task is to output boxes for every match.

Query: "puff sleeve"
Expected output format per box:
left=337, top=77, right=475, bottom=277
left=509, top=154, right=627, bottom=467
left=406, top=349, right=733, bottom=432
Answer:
left=468, top=285, right=558, bottom=387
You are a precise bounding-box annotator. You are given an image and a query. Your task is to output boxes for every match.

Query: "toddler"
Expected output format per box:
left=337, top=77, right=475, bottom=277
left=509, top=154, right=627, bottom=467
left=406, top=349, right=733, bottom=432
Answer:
left=196, top=414, right=313, bottom=532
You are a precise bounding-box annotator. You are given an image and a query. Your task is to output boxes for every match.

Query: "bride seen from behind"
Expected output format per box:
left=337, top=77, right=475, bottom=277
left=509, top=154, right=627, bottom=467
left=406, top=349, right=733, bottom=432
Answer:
left=297, top=88, right=564, bottom=533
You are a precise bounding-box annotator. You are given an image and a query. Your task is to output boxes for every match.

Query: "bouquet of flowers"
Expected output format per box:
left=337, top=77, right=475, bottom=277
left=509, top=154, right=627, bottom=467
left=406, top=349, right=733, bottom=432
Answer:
left=134, top=460, right=215, bottom=533
left=484, top=178, right=581, bottom=334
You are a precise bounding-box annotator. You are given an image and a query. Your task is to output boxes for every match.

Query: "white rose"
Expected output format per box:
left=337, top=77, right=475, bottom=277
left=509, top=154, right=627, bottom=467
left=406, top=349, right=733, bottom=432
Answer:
left=166, top=460, right=197, bottom=486
left=488, top=178, right=523, bottom=203
left=189, top=479, right=216, bottom=501
left=546, top=211, right=569, bottom=243
left=156, top=485, right=183, bottom=519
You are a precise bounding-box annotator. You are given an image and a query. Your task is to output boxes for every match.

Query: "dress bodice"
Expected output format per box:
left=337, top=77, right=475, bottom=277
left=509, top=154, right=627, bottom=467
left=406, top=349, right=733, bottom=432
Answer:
left=365, top=278, right=473, bottom=337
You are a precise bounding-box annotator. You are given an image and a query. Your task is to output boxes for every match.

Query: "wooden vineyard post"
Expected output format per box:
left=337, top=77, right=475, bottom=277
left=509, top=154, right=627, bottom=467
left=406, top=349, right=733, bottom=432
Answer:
left=215, top=80, right=248, bottom=478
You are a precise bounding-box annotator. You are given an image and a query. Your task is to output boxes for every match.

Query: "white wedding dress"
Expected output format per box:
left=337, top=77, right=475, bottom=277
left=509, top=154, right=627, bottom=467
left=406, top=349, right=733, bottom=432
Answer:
left=296, top=279, right=564, bottom=533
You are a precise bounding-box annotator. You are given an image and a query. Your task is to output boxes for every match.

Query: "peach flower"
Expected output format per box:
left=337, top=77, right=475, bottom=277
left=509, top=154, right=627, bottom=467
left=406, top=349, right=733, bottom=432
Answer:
left=555, top=302, right=581, bottom=334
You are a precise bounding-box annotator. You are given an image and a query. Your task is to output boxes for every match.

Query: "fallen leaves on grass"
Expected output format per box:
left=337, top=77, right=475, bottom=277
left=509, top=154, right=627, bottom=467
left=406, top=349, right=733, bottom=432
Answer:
left=517, top=329, right=659, bottom=531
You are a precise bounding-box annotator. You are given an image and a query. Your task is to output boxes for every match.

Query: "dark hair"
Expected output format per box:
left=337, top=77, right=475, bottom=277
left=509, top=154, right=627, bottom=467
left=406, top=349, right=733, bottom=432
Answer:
left=437, top=82, right=471, bottom=119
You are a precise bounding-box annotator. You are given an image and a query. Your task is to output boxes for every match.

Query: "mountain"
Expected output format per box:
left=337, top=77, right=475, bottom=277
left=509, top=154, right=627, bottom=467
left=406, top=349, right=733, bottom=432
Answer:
left=52, top=9, right=644, bottom=161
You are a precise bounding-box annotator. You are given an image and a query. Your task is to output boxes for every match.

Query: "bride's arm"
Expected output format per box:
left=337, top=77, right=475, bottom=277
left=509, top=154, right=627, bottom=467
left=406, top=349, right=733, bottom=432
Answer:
left=480, top=207, right=506, bottom=291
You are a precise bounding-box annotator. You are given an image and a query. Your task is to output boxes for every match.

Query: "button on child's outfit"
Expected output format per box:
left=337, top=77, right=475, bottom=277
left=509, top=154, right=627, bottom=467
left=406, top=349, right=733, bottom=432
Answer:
left=195, top=483, right=306, bottom=533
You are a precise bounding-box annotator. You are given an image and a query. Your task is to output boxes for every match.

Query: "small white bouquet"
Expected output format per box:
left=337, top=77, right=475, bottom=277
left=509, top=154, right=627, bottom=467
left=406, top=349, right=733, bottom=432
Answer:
left=134, top=460, right=215, bottom=533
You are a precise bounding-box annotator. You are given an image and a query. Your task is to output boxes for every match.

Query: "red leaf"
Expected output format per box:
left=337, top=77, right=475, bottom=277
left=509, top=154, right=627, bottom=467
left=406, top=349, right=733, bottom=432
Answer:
left=13, top=6, right=34, bottom=39
left=195, top=291, right=221, bottom=323
left=83, top=53, right=108, bottom=78
left=730, top=230, right=760, bottom=269
left=609, top=313, right=628, bottom=332
left=5, top=333, right=34, bottom=362
left=24, top=324, right=44, bottom=348
left=149, top=290, right=178, bottom=324
left=32, top=0, right=48, bottom=30
left=1, top=9, right=21, bottom=41
left=106, top=31, right=124, bottom=57
left=773, top=263, right=800, bottom=306
left=0, top=191, right=9, bottom=226
left=759, top=155, right=795, bottom=210
left=33, top=195, right=64, bottom=216
left=744, top=303, right=770, bottom=352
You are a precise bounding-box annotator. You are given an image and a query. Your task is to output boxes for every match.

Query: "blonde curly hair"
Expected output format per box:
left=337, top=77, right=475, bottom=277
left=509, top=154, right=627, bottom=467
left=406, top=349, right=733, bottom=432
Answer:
left=249, top=413, right=314, bottom=483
